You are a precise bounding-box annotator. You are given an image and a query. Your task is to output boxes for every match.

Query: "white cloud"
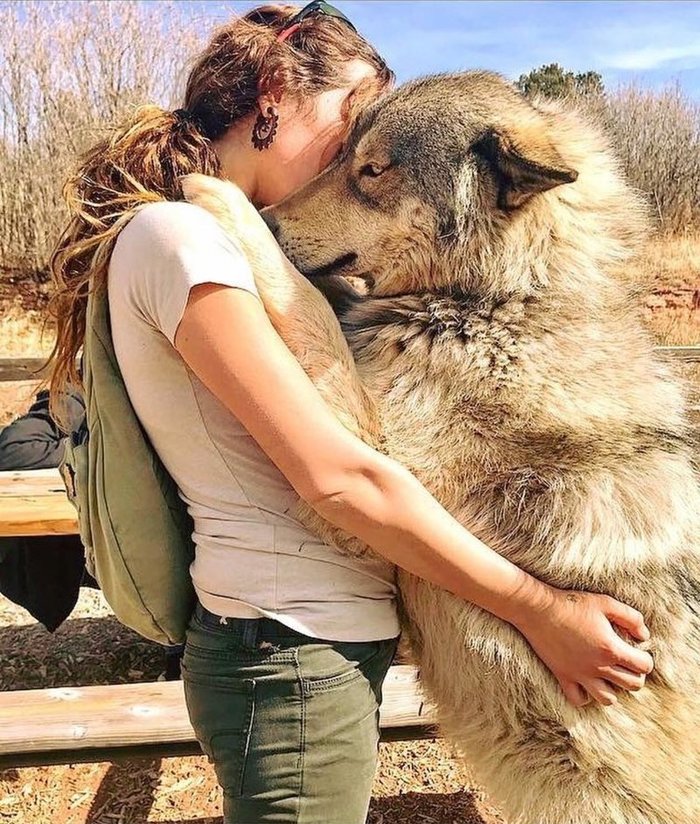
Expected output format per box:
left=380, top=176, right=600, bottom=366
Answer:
left=603, top=43, right=700, bottom=71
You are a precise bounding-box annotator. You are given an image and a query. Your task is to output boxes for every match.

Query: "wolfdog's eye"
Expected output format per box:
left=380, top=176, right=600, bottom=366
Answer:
left=359, top=163, right=386, bottom=178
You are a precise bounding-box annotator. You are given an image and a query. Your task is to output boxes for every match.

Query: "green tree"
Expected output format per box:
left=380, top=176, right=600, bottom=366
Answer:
left=516, top=63, right=604, bottom=99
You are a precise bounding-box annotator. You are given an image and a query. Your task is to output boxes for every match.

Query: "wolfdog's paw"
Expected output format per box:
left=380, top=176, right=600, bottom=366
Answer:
left=180, top=173, right=263, bottom=246
left=180, top=172, right=246, bottom=211
left=180, top=174, right=287, bottom=287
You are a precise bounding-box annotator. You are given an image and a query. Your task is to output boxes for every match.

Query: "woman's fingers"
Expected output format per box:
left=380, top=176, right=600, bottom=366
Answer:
left=611, top=637, right=654, bottom=675
left=564, top=667, right=647, bottom=708
left=603, top=596, right=650, bottom=642
left=600, top=595, right=654, bottom=675
left=583, top=678, right=618, bottom=706
left=560, top=679, right=591, bottom=707
left=598, top=665, right=646, bottom=692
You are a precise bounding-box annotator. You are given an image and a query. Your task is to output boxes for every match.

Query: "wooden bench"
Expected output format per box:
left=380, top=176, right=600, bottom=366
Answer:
left=0, top=468, right=435, bottom=768
left=0, top=666, right=436, bottom=769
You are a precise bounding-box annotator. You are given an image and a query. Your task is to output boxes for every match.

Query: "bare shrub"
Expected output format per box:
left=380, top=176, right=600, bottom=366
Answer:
left=0, top=0, right=202, bottom=280
left=1, top=4, right=699, bottom=286
left=584, top=84, right=700, bottom=235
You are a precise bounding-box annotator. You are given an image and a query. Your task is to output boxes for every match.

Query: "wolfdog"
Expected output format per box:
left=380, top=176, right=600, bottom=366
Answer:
left=182, top=70, right=700, bottom=824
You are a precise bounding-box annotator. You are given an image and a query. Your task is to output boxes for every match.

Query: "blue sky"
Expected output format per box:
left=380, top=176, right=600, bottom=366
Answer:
left=199, top=0, right=700, bottom=99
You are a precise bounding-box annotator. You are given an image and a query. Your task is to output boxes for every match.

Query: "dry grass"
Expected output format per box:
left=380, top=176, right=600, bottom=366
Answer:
left=595, top=85, right=700, bottom=236
left=639, top=234, right=700, bottom=341
left=638, top=233, right=700, bottom=302
left=0, top=0, right=202, bottom=278
left=637, top=235, right=700, bottom=425
left=0, top=300, right=55, bottom=359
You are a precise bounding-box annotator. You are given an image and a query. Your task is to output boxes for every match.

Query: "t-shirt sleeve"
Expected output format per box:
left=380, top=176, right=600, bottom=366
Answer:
left=109, top=200, right=260, bottom=346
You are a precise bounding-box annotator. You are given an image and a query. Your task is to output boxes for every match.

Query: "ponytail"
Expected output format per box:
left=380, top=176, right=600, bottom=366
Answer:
left=47, top=106, right=220, bottom=426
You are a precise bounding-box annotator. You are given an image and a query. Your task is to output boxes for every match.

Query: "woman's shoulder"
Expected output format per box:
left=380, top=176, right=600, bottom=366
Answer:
left=108, top=196, right=255, bottom=322
left=117, top=200, right=222, bottom=250
left=111, top=199, right=242, bottom=278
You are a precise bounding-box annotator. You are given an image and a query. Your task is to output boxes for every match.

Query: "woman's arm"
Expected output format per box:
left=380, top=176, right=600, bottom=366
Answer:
left=174, top=283, right=653, bottom=707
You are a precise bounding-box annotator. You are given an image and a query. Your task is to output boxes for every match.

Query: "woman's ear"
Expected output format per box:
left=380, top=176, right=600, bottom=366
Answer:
left=473, top=126, right=578, bottom=211
left=257, top=71, right=284, bottom=118
left=257, top=91, right=280, bottom=118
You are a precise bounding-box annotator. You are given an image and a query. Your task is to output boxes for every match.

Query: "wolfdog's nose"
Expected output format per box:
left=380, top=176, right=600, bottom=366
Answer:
left=261, top=210, right=280, bottom=241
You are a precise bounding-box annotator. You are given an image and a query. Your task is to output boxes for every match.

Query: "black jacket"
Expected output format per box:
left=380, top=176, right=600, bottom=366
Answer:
left=0, top=387, right=97, bottom=631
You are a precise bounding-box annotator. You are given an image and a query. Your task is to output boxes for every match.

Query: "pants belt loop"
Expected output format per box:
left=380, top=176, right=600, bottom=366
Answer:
left=241, top=618, right=260, bottom=647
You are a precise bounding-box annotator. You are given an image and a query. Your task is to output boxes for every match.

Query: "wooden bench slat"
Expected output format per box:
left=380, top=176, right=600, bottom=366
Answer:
left=0, top=468, right=78, bottom=536
left=0, top=468, right=68, bottom=496
left=0, top=665, right=436, bottom=767
left=0, top=357, right=53, bottom=382
left=0, top=496, right=78, bottom=536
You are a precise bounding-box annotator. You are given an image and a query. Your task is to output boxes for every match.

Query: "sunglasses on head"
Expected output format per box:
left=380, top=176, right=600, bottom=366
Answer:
left=277, top=0, right=357, bottom=42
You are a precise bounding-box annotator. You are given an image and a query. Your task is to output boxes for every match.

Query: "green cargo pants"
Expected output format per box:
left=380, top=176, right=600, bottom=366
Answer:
left=181, top=601, right=399, bottom=824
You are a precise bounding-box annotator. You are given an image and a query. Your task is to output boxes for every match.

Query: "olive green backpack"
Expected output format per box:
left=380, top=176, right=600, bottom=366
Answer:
left=59, top=282, right=196, bottom=646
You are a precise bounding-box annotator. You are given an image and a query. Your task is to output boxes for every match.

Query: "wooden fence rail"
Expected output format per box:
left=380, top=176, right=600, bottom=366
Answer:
left=0, top=357, right=56, bottom=382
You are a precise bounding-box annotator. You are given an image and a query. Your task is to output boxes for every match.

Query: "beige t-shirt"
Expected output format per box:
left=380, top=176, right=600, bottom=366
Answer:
left=107, top=200, right=399, bottom=642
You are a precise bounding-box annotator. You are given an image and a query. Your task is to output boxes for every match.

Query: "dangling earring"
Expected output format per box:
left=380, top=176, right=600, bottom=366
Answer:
left=251, top=106, right=279, bottom=151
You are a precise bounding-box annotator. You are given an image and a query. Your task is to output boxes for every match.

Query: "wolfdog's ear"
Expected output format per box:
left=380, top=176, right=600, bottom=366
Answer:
left=473, top=127, right=578, bottom=211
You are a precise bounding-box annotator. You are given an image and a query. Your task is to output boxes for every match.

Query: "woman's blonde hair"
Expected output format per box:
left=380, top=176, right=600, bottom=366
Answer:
left=48, top=3, right=393, bottom=425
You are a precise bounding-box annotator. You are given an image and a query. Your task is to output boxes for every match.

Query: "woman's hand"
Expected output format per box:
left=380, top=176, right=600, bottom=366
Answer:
left=514, top=586, right=654, bottom=707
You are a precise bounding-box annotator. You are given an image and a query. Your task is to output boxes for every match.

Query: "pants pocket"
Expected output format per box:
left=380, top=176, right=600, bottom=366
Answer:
left=300, top=637, right=398, bottom=698
left=181, top=666, right=255, bottom=798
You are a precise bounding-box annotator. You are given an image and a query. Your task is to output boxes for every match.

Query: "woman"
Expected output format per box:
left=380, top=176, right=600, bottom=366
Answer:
left=49, top=4, right=653, bottom=823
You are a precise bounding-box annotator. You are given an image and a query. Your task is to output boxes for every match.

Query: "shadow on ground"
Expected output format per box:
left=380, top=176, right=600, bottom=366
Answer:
left=0, top=615, right=166, bottom=690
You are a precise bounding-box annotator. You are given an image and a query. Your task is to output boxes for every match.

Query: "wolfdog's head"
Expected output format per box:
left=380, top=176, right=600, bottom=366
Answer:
left=264, top=71, right=648, bottom=298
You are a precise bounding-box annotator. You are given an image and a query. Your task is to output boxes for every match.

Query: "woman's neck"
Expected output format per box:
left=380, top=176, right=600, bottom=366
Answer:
left=211, top=116, right=260, bottom=205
